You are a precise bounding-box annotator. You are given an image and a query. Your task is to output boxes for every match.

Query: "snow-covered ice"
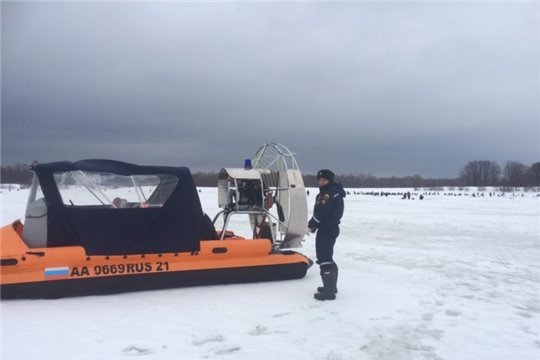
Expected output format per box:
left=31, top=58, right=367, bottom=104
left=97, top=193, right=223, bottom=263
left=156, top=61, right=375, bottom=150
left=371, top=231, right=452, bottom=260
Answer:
left=1, top=186, right=539, bottom=360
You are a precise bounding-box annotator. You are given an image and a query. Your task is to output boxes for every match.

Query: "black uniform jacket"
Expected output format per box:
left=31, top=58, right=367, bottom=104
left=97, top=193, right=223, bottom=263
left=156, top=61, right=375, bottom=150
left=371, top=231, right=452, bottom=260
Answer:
left=308, top=181, right=346, bottom=229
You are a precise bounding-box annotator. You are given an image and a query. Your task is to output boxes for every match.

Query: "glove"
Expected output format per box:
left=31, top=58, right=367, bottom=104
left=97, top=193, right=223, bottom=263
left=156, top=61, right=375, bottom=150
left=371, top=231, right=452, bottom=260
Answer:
left=306, top=227, right=316, bottom=236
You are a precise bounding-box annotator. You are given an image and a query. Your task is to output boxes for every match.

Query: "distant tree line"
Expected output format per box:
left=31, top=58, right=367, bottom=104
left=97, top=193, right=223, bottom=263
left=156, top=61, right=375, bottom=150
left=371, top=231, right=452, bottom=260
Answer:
left=182, top=172, right=460, bottom=188
left=459, top=160, right=540, bottom=187
left=302, top=173, right=460, bottom=188
left=2, top=160, right=539, bottom=189
left=1, top=163, right=34, bottom=186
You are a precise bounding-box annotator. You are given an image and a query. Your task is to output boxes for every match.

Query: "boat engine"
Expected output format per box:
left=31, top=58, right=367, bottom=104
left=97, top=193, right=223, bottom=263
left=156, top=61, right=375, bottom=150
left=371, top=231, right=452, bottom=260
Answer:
left=214, top=143, right=308, bottom=249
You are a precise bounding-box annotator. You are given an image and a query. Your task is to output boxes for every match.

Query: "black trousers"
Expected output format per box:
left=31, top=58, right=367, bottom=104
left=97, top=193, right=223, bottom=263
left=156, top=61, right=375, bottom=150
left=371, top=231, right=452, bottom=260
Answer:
left=315, top=226, right=339, bottom=270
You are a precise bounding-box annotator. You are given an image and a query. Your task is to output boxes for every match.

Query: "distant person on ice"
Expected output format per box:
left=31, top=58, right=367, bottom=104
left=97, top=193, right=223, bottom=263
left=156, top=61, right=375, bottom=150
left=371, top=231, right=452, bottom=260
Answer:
left=307, top=169, right=346, bottom=301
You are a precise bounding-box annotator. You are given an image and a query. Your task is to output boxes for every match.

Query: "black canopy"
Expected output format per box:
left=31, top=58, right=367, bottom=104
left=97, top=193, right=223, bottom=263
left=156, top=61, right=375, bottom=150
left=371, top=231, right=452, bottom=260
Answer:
left=34, top=159, right=210, bottom=255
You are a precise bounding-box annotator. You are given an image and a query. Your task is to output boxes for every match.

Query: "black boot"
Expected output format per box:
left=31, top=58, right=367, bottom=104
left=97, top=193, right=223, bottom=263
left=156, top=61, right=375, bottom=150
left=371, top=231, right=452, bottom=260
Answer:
left=314, top=269, right=337, bottom=301
left=317, top=263, right=338, bottom=294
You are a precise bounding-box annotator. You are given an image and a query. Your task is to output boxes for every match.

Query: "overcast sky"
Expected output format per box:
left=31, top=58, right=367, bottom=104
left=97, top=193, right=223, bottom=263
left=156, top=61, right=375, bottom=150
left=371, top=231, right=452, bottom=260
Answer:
left=2, top=2, right=538, bottom=178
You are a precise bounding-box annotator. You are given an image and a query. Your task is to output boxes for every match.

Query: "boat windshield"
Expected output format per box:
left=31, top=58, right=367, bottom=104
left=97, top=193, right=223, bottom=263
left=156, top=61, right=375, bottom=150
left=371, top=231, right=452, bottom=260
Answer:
left=52, top=170, right=178, bottom=208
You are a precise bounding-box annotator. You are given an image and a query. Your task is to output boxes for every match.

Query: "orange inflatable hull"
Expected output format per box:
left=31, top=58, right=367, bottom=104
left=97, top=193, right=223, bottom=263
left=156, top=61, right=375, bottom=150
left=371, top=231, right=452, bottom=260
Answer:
left=1, top=221, right=312, bottom=299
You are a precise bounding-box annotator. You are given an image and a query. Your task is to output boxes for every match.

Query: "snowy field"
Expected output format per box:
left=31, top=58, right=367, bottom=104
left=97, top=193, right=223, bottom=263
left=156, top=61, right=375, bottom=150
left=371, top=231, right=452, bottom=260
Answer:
left=1, top=186, right=539, bottom=360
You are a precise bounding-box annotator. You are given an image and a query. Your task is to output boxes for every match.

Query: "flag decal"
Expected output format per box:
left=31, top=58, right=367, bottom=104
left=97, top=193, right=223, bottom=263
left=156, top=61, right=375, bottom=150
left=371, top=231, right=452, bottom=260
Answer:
left=44, top=266, right=70, bottom=279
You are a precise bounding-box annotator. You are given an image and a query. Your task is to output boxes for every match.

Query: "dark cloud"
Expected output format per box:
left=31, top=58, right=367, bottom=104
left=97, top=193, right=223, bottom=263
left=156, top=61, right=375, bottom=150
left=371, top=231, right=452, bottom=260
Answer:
left=2, top=2, right=538, bottom=178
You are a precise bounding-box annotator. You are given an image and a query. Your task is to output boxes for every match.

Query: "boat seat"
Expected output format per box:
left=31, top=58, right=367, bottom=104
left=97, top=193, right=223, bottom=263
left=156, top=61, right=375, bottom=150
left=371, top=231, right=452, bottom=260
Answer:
left=112, top=197, right=130, bottom=208
left=201, top=213, right=219, bottom=240
left=215, top=230, right=240, bottom=239
left=22, top=197, right=48, bottom=248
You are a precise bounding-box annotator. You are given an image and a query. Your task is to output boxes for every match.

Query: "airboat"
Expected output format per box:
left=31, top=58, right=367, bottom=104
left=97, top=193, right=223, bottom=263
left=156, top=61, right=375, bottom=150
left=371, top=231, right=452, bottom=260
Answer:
left=0, top=143, right=312, bottom=299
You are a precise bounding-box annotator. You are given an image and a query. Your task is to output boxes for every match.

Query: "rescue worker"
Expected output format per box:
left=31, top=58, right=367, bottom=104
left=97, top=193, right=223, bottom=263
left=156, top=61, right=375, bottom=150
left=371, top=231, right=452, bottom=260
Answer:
left=308, top=169, right=345, bottom=301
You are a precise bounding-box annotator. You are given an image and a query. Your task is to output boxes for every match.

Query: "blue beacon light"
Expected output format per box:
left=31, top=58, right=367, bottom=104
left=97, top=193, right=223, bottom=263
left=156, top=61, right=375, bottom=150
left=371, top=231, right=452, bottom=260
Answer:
left=244, top=159, right=252, bottom=169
